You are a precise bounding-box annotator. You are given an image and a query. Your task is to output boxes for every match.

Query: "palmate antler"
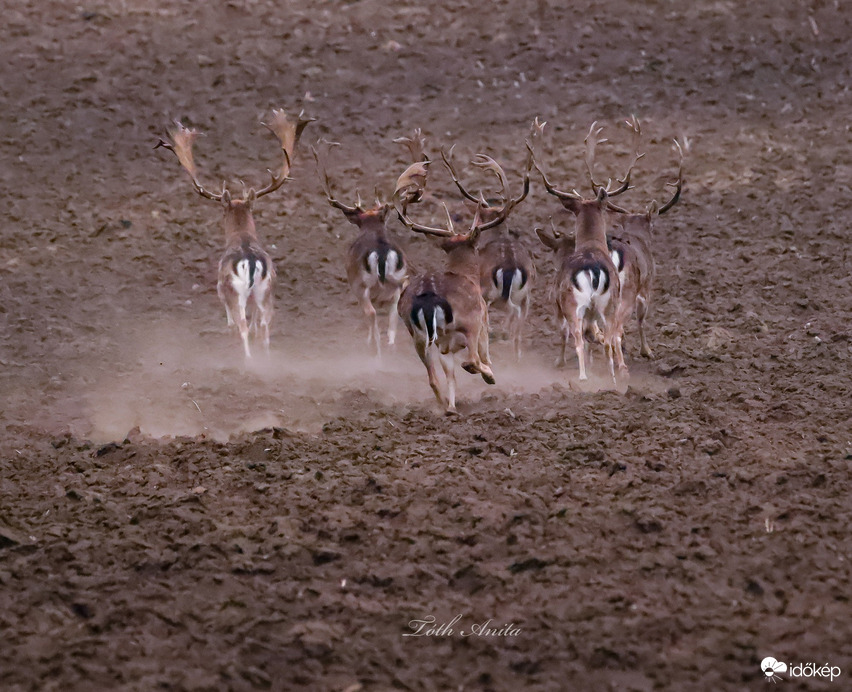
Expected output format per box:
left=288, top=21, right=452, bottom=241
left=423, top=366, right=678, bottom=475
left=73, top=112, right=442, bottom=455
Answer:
left=583, top=116, right=643, bottom=197
left=254, top=109, right=315, bottom=198
left=155, top=108, right=313, bottom=202
left=155, top=122, right=225, bottom=201
left=393, top=128, right=428, bottom=163
left=604, top=137, right=684, bottom=216
left=393, top=159, right=431, bottom=208
left=312, top=139, right=365, bottom=215
left=396, top=158, right=511, bottom=245
left=529, top=117, right=643, bottom=204
left=441, top=117, right=542, bottom=214
left=315, top=129, right=432, bottom=217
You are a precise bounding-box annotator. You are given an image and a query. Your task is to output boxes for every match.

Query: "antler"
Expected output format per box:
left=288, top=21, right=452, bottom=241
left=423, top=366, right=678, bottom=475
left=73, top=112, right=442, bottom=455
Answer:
left=527, top=139, right=584, bottom=202
left=443, top=120, right=539, bottom=215
left=393, top=128, right=428, bottom=162
left=584, top=116, right=644, bottom=198
left=396, top=198, right=458, bottom=238
left=583, top=122, right=610, bottom=194
left=311, top=139, right=364, bottom=215
left=393, top=160, right=431, bottom=208
left=526, top=116, right=591, bottom=202
left=254, top=109, right=314, bottom=199
left=393, top=129, right=431, bottom=207
left=440, top=145, right=481, bottom=204
left=654, top=139, right=684, bottom=215
left=155, top=121, right=225, bottom=202
left=605, top=137, right=684, bottom=216
left=613, top=114, right=644, bottom=195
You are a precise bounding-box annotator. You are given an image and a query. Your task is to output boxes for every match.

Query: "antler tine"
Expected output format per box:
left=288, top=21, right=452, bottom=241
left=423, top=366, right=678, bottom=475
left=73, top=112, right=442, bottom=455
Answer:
left=311, top=140, right=361, bottom=215
left=254, top=109, right=314, bottom=199
left=155, top=121, right=225, bottom=202
left=394, top=128, right=428, bottom=162
left=656, top=138, right=684, bottom=215
left=441, top=145, right=481, bottom=204
left=395, top=198, right=456, bottom=238
left=469, top=191, right=502, bottom=235
left=393, top=160, right=431, bottom=208
left=527, top=139, right=583, bottom=202
left=464, top=194, right=486, bottom=243
left=607, top=114, right=645, bottom=196
left=583, top=121, right=610, bottom=194
left=514, top=117, right=546, bottom=205
left=471, top=154, right=509, bottom=204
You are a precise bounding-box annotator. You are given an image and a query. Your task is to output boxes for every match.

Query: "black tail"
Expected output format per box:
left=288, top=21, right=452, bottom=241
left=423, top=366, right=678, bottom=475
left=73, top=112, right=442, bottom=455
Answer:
left=232, top=240, right=269, bottom=288
left=571, top=264, right=610, bottom=293
left=365, top=242, right=404, bottom=284
left=494, top=266, right=527, bottom=302
left=410, top=292, right=453, bottom=345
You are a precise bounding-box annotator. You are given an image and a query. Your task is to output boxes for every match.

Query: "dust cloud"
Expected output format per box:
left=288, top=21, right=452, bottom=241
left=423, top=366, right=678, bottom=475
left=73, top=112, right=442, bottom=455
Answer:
left=77, top=315, right=664, bottom=443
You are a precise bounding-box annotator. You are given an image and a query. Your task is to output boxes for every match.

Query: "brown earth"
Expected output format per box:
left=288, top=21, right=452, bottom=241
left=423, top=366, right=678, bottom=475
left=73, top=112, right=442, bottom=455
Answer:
left=1, top=1, right=851, bottom=690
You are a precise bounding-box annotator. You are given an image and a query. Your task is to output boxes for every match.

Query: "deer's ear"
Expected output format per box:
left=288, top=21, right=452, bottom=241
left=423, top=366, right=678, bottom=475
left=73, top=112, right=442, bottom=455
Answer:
left=342, top=209, right=364, bottom=227
left=222, top=189, right=232, bottom=207
left=535, top=227, right=560, bottom=251
left=559, top=197, right=581, bottom=215
left=646, top=200, right=659, bottom=218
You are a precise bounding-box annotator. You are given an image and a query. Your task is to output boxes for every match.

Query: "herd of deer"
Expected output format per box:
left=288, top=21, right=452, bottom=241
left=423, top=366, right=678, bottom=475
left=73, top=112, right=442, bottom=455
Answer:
left=156, top=109, right=683, bottom=413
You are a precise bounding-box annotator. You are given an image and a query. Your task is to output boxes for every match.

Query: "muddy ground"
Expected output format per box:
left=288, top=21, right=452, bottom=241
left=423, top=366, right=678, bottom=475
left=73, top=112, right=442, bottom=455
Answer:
left=1, top=0, right=851, bottom=690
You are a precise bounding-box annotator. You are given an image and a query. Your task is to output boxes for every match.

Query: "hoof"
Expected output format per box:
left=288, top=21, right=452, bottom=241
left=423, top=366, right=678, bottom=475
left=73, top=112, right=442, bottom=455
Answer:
left=444, top=407, right=459, bottom=417
left=461, top=361, right=479, bottom=375
left=480, top=368, right=496, bottom=385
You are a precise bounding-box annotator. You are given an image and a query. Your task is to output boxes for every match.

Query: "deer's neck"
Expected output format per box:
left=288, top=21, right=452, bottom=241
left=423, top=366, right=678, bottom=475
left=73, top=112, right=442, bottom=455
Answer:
left=573, top=206, right=608, bottom=253
left=445, top=245, right=480, bottom=280
left=361, top=220, right=389, bottom=242
left=223, top=206, right=258, bottom=243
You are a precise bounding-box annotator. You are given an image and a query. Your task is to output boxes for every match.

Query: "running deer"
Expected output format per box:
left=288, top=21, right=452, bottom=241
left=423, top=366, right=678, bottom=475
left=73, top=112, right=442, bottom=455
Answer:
left=440, top=121, right=542, bottom=361
left=603, top=119, right=684, bottom=359
left=530, top=121, right=640, bottom=382
left=312, top=131, right=429, bottom=356
left=155, top=109, right=313, bottom=359
left=394, top=150, right=523, bottom=413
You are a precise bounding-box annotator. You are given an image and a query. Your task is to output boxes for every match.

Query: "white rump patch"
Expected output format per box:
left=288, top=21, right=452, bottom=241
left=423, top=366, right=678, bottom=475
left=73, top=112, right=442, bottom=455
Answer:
left=510, top=269, right=524, bottom=297
left=367, top=251, right=380, bottom=277
left=610, top=249, right=626, bottom=286
left=415, top=305, right=447, bottom=346
left=231, top=259, right=253, bottom=292
left=386, top=250, right=406, bottom=282
left=572, top=269, right=610, bottom=317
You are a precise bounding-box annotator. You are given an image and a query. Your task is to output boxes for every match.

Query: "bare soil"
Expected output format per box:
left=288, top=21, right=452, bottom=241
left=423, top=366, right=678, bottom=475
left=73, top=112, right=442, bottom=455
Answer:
left=1, top=1, right=851, bottom=690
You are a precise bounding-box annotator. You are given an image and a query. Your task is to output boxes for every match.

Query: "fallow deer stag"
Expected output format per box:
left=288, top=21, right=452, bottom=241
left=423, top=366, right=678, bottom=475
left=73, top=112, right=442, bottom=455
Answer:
left=603, top=118, right=684, bottom=359
left=155, top=109, right=313, bottom=359
left=531, top=120, right=640, bottom=382
left=312, top=131, right=429, bottom=356
left=394, top=151, right=521, bottom=413
left=440, top=119, right=542, bottom=361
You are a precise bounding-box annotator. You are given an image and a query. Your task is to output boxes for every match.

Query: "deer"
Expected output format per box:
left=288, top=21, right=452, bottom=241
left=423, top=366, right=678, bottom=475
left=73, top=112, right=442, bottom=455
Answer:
left=394, top=146, right=527, bottom=413
left=601, top=118, right=684, bottom=360
left=530, top=120, right=641, bottom=383
left=155, top=109, right=313, bottom=360
left=439, top=121, right=541, bottom=361
left=311, top=130, right=429, bottom=356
